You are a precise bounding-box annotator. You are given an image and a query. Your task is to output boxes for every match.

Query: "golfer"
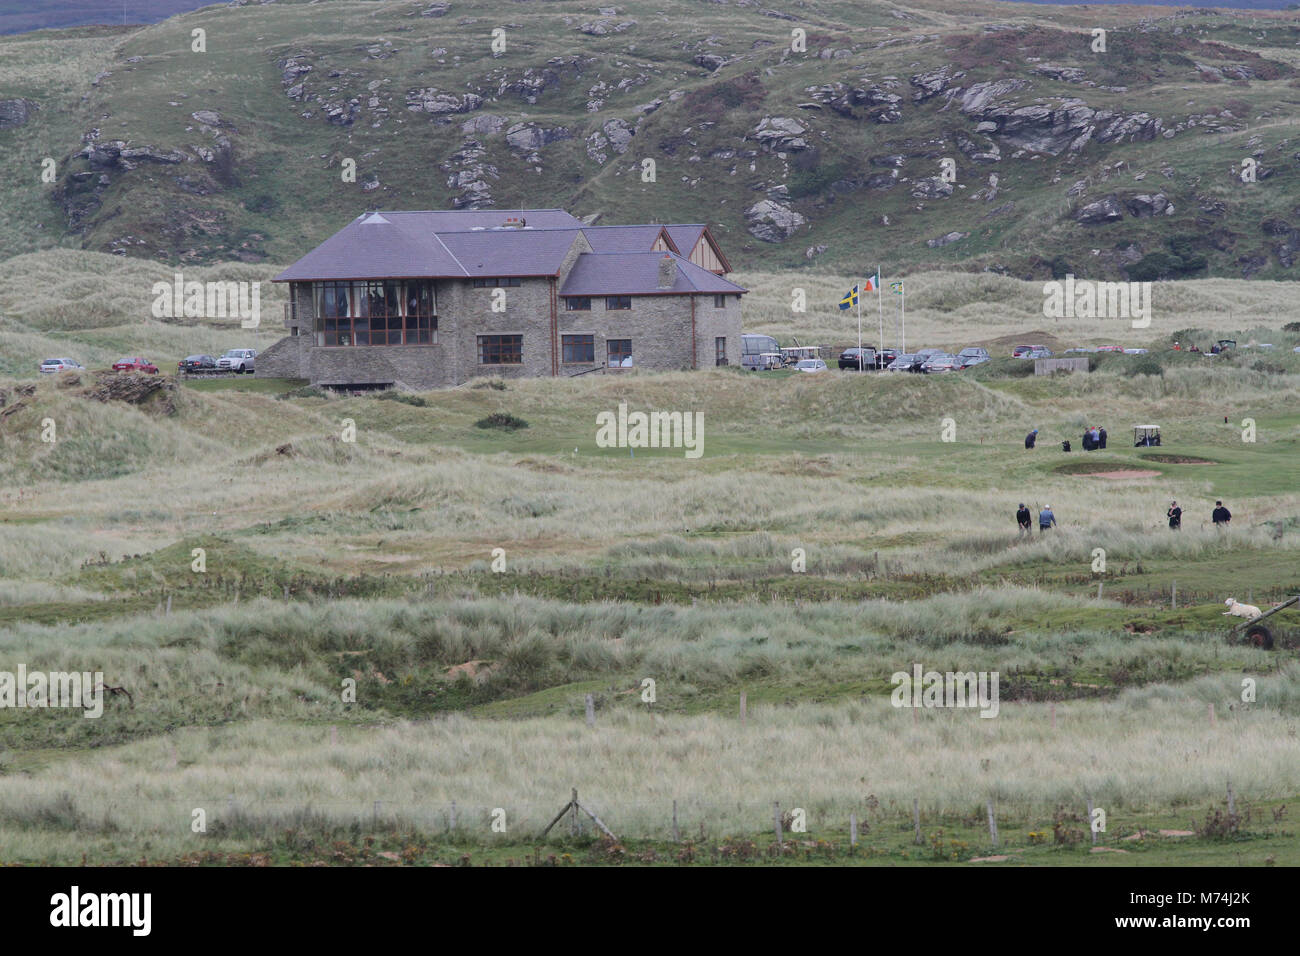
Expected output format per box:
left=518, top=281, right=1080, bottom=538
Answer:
left=1212, top=500, right=1232, bottom=526
left=1017, top=503, right=1032, bottom=535
left=1039, top=504, right=1056, bottom=532
left=1167, top=500, right=1182, bottom=530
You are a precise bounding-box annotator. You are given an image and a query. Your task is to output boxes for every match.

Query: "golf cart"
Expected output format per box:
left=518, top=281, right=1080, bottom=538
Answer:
left=1134, top=425, right=1162, bottom=447
left=780, top=345, right=825, bottom=366
left=1230, top=595, right=1299, bottom=650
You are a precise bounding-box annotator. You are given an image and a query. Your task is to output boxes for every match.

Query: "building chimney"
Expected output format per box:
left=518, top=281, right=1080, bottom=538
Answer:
left=657, top=253, right=675, bottom=289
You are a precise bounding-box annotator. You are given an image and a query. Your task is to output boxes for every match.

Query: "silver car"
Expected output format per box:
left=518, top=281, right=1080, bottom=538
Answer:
left=216, top=348, right=257, bottom=373
left=40, top=358, right=83, bottom=374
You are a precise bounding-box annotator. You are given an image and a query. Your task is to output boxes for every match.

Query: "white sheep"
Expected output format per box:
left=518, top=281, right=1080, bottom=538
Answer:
left=1223, top=598, right=1262, bottom=620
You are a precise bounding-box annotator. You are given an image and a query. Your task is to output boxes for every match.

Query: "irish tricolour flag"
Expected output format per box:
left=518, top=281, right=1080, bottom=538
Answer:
left=863, top=273, right=880, bottom=293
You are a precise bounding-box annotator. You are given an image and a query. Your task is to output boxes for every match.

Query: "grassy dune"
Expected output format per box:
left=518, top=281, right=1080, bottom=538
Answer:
left=2, top=261, right=1299, bottom=864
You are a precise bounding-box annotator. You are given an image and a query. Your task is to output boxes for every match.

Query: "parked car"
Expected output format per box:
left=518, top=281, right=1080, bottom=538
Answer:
left=1122, top=348, right=1148, bottom=355
left=922, top=353, right=959, bottom=373
left=1024, top=347, right=1053, bottom=359
left=1011, top=345, right=1037, bottom=358
left=886, top=353, right=920, bottom=372
left=216, top=348, right=257, bottom=373
left=794, top=358, right=828, bottom=373
left=1096, top=344, right=1123, bottom=353
left=838, top=347, right=878, bottom=371
left=1063, top=347, right=1095, bottom=354
left=956, top=347, right=990, bottom=369
left=39, top=358, right=83, bottom=374
left=1215, top=339, right=1236, bottom=351
left=112, top=357, right=159, bottom=374
left=179, top=354, right=218, bottom=373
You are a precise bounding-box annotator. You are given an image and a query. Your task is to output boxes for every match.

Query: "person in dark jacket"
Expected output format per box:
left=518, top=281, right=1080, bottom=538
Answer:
left=1098, top=426, right=1107, bottom=449
left=1025, top=428, right=1038, bottom=449
left=1167, top=500, right=1182, bottom=530
left=1212, top=500, right=1232, bottom=526
left=1017, top=504, right=1032, bottom=535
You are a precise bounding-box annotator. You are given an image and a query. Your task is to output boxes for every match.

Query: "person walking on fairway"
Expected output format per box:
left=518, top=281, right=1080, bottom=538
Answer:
left=1025, top=428, right=1038, bottom=449
left=1017, top=503, right=1032, bottom=535
left=1212, top=500, right=1232, bottom=527
left=1167, top=500, right=1182, bottom=530
left=1039, top=504, right=1056, bottom=532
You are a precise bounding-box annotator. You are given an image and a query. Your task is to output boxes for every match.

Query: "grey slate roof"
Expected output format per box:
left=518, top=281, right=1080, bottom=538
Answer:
left=439, top=229, right=585, bottom=277
left=274, top=210, right=586, bottom=281
left=664, top=224, right=705, bottom=255
left=560, top=252, right=747, bottom=296
left=273, top=210, right=740, bottom=288
left=580, top=225, right=674, bottom=253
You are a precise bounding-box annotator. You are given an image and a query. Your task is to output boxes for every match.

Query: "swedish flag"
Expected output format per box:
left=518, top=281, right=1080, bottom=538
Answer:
left=838, top=285, right=859, bottom=310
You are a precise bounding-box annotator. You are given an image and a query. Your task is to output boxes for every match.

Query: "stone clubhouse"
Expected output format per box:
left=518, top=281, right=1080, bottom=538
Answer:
left=257, top=208, right=746, bottom=390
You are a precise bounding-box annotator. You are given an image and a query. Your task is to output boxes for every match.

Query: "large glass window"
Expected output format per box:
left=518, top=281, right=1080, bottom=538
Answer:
left=605, top=296, right=632, bottom=311
left=478, top=334, right=522, bottom=365
left=314, top=280, right=437, bottom=346
left=564, top=297, right=591, bottom=311
left=562, top=334, right=595, bottom=364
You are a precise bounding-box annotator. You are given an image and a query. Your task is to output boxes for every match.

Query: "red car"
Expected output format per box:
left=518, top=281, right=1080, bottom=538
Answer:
left=112, top=357, right=159, bottom=373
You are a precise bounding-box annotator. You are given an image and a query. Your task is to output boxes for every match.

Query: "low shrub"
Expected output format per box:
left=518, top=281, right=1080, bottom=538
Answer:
left=475, top=412, right=529, bottom=430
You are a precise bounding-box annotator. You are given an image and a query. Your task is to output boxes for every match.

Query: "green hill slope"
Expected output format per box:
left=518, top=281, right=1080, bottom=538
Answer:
left=2, top=0, right=1300, bottom=280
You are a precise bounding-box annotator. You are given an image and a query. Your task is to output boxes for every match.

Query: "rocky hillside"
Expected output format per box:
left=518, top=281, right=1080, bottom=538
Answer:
left=3, top=0, right=1300, bottom=280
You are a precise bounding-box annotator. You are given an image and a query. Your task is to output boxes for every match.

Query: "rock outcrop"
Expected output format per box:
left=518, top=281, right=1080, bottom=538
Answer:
left=745, top=199, right=805, bottom=241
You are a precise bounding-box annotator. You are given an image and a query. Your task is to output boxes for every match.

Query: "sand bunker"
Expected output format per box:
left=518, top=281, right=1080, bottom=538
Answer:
left=1090, top=469, right=1161, bottom=479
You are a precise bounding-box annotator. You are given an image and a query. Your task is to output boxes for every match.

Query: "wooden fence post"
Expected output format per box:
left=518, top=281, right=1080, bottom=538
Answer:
left=672, top=800, right=680, bottom=843
left=773, top=802, right=783, bottom=845
left=850, top=812, right=858, bottom=847
left=986, top=799, right=998, bottom=848
left=1172, top=580, right=1177, bottom=610
left=739, top=692, right=747, bottom=724
left=571, top=788, right=580, bottom=836
left=585, top=694, right=595, bottom=727
left=913, top=798, right=922, bottom=845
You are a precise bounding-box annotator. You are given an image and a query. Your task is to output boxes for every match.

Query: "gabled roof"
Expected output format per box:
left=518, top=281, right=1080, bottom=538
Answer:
left=664, top=223, right=733, bottom=273
left=273, top=210, right=738, bottom=283
left=580, top=225, right=678, bottom=254
left=275, top=211, right=468, bottom=281
left=560, top=252, right=747, bottom=297
left=274, top=212, right=587, bottom=281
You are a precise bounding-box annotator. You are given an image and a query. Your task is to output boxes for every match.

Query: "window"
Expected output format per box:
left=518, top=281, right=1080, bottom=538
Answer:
left=605, top=296, right=632, bottom=311
left=564, top=297, right=591, bottom=311
left=607, top=339, right=632, bottom=367
left=715, top=336, right=727, bottom=366
left=314, top=280, right=437, bottom=346
left=562, top=334, right=595, bottom=364
left=478, top=334, right=522, bottom=365
left=471, top=277, right=522, bottom=288
left=713, top=294, right=727, bottom=309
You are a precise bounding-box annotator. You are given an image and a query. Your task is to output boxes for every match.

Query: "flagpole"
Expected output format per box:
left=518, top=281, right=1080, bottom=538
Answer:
left=877, top=264, right=884, bottom=357
left=856, top=279, right=862, bottom=369
left=901, top=281, right=906, bottom=353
